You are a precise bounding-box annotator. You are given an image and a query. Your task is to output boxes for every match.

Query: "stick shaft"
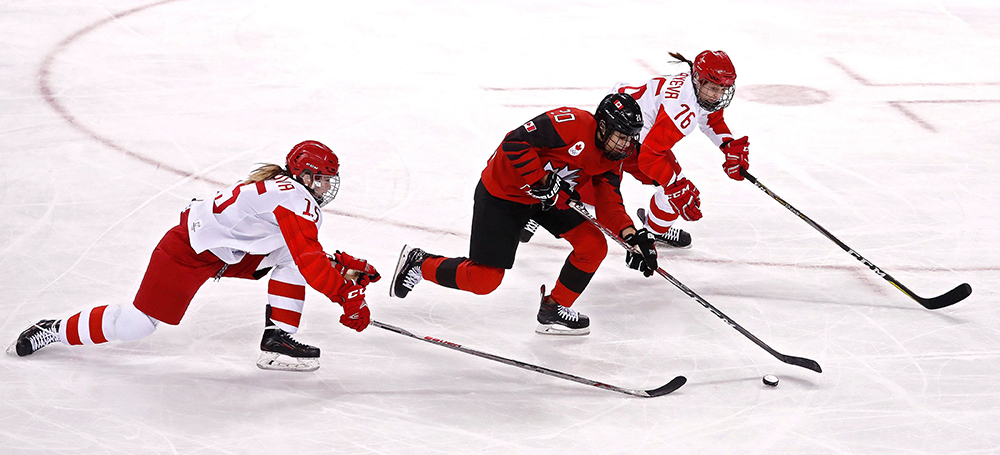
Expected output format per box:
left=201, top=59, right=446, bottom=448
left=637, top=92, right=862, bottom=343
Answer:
left=370, top=320, right=686, bottom=397
left=569, top=200, right=821, bottom=373
left=739, top=168, right=970, bottom=310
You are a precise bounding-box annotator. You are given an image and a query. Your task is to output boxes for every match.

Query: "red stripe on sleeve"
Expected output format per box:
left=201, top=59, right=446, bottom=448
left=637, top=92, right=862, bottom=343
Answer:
left=269, top=306, right=302, bottom=328
left=89, top=306, right=108, bottom=344
left=268, top=280, right=306, bottom=301
left=66, top=313, right=82, bottom=346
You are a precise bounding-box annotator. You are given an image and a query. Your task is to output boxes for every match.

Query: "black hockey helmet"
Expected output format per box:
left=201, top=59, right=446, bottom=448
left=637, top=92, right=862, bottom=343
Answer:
left=594, top=93, right=643, bottom=161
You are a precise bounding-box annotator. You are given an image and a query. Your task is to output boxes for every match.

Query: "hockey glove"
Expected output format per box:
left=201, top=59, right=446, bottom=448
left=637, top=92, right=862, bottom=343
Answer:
left=526, top=172, right=565, bottom=211
left=663, top=178, right=703, bottom=221
left=337, top=280, right=370, bottom=332
left=623, top=228, right=658, bottom=277
left=720, top=136, right=750, bottom=181
left=330, top=250, right=381, bottom=286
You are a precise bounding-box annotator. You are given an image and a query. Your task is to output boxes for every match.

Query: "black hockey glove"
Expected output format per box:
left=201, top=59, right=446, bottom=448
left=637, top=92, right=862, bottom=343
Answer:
left=527, top=172, right=565, bottom=211
left=623, top=228, right=658, bottom=277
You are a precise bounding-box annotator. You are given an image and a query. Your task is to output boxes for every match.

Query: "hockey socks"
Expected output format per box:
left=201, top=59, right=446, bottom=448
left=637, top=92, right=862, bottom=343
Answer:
left=420, top=256, right=504, bottom=296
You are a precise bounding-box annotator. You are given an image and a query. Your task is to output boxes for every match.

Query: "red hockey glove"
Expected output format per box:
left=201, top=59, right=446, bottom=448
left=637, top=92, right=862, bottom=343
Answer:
left=663, top=178, right=702, bottom=221
left=337, top=281, right=370, bottom=332
left=720, top=136, right=750, bottom=181
left=330, top=250, right=381, bottom=287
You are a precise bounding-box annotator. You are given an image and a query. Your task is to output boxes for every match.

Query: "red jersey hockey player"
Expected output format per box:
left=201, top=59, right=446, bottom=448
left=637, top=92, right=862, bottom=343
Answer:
left=612, top=50, right=749, bottom=249
left=520, top=51, right=748, bottom=255
left=8, top=141, right=380, bottom=372
left=388, top=94, right=659, bottom=336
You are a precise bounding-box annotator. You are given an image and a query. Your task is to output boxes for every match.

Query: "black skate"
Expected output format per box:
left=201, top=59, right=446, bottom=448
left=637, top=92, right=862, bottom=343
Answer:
left=535, top=285, right=590, bottom=336
left=637, top=208, right=692, bottom=249
left=257, top=306, right=320, bottom=372
left=390, top=244, right=431, bottom=298
left=7, top=319, right=61, bottom=357
left=519, top=219, right=540, bottom=243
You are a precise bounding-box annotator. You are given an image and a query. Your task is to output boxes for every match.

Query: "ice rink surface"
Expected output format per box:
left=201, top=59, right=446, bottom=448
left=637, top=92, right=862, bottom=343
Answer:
left=2, top=0, right=999, bottom=453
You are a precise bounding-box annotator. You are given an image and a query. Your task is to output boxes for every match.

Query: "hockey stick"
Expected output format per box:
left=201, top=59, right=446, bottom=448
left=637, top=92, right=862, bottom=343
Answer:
left=569, top=200, right=822, bottom=373
left=737, top=168, right=971, bottom=310
left=370, top=320, right=687, bottom=398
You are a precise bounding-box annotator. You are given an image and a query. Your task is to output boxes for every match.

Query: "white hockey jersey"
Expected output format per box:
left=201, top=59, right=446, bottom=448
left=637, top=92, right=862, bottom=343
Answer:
left=186, top=175, right=323, bottom=264
left=611, top=72, right=734, bottom=155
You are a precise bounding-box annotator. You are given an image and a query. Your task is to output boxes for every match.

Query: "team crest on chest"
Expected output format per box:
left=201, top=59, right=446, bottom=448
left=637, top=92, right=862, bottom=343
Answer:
left=568, top=141, right=585, bottom=156
left=543, top=161, right=581, bottom=191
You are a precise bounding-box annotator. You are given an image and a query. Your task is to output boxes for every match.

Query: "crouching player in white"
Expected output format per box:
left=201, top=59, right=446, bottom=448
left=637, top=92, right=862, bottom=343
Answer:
left=7, top=140, right=380, bottom=372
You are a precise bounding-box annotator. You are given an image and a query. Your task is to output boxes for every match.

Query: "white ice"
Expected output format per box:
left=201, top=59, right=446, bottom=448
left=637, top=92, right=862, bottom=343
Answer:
left=2, top=0, right=999, bottom=453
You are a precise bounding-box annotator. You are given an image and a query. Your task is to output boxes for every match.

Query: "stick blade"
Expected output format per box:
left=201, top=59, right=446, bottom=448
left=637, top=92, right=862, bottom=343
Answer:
left=782, top=355, right=823, bottom=373
left=643, top=376, right=687, bottom=397
left=918, top=283, right=972, bottom=310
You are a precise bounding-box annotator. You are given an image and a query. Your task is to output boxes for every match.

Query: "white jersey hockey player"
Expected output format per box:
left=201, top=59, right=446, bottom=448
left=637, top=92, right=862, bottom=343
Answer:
left=9, top=141, right=381, bottom=372
left=609, top=50, right=750, bottom=250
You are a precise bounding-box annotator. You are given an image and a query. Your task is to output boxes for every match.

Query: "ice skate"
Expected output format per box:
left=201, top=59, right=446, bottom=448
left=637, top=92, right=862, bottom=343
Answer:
left=535, top=285, right=590, bottom=336
left=7, top=319, right=61, bottom=357
left=519, top=219, right=540, bottom=243
left=257, top=326, right=321, bottom=372
left=637, top=208, right=692, bottom=249
left=257, top=305, right=320, bottom=372
left=390, top=244, right=431, bottom=298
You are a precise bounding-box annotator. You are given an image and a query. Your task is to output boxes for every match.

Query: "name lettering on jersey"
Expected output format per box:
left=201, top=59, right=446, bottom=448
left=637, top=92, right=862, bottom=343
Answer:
left=568, top=141, right=585, bottom=156
left=524, top=121, right=537, bottom=132
left=213, top=177, right=298, bottom=214
left=663, top=73, right=688, bottom=99
left=275, top=175, right=296, bottom=192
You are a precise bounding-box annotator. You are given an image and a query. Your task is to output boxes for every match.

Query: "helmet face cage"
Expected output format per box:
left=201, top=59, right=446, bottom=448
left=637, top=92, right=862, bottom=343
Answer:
left=691, top=50, right=737, bottom=112
left=598, top=121, right=640, bottom=161
left=594, top=94, right=643, bottom=161
left=309, top=172, right=340, bottom=208
left=692, top=76, right=736, bottom=112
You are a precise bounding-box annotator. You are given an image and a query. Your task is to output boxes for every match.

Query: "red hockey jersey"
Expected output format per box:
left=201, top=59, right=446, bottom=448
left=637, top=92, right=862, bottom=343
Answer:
left=480, top=107, right=632, bottom=234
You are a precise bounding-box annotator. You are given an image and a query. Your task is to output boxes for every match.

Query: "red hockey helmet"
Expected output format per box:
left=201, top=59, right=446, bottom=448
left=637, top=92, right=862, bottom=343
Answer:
left=692, top=50, right=737, bottom=111
left=286, top=140, right=341, bottom=207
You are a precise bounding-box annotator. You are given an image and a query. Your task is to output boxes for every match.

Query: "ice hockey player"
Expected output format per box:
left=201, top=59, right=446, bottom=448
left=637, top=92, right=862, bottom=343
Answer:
left=609, top=50, right=749, bottom=248
left=389, top=94, right=659, bottom=336
left=7, top=141, right=379, bottom=372
left=521, top=51, right=748, bottom=251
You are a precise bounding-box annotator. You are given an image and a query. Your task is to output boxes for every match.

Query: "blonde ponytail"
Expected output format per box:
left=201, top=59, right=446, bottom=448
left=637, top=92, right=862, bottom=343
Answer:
left=244, top=164, right=287, bottom=184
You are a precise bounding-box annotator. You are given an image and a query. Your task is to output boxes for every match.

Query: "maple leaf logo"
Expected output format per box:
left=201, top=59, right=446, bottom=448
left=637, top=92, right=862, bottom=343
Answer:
left=542, top=161, right=582, bottom=191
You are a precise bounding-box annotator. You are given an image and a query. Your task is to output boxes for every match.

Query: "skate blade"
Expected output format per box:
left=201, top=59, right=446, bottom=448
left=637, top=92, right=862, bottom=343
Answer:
left=389, top=244, right=414, bottom=298
left=654, top=239, right=692, bottom=250
left=535, top=323, right=590, bottom=336
left=256, top=351, right=320, bottom=372
left=5, top=339, right=17, bottom=356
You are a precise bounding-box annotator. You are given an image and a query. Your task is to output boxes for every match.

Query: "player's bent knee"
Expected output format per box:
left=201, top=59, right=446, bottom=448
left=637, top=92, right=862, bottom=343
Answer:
left=565, top=225, right=608, bottom=269
left=466, top=264, right=505, bottom=295
left=115, top=304, right=159, bottom=342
